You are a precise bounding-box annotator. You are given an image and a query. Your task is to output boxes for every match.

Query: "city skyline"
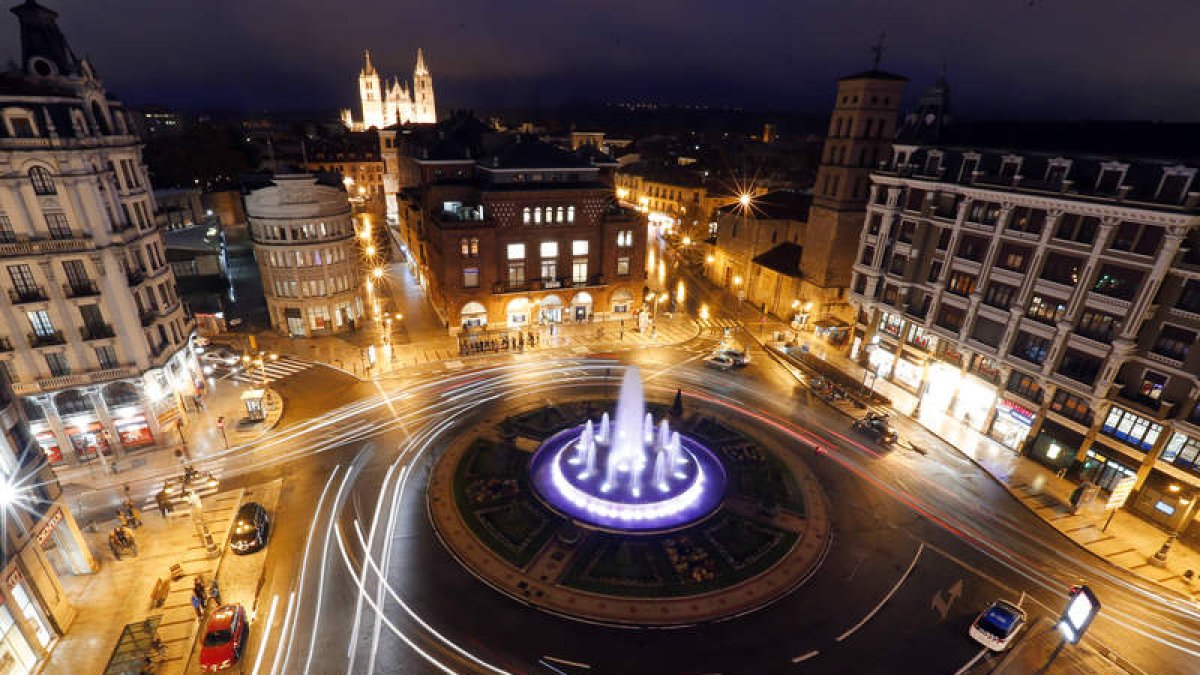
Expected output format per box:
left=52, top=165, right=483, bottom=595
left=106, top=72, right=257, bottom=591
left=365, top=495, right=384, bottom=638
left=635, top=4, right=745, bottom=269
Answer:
left=9, top=0, right=1198, bottom=120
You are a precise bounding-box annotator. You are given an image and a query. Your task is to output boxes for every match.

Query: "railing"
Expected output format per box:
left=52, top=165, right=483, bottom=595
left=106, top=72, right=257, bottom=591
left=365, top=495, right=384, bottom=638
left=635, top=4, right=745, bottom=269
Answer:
left=126, top=268, right=146, bottom=286
left=63, top=280, right=100, bottom=298
left=8, top=287, right=47, bottom=304
left=81, top=324, right=115, bottom=340
left=0, top=237, right=94, bottom=257
left=139, top=309, right=156, bottom=327
left=27, top=331, right=65, bottom=347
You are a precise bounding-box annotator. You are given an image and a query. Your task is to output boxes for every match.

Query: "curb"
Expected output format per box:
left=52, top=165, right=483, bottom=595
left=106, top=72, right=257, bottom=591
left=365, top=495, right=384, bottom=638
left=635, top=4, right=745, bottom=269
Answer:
left=177, top=487, right=245, bottom=675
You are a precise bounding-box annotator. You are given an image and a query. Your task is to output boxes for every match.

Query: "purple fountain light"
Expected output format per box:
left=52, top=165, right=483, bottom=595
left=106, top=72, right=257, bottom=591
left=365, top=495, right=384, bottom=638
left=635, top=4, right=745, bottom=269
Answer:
left=528, top=367, right=726, bottom=532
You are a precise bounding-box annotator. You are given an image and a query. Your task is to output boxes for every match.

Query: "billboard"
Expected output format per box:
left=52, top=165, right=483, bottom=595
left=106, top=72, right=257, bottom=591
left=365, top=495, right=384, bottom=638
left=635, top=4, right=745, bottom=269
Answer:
left=1057, top=585, right=1100, bottom=644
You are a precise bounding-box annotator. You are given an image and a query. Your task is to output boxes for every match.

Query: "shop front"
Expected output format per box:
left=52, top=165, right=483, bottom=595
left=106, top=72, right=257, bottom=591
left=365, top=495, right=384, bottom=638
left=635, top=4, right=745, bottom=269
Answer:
left=113, top=415, right=154, bottom=450
left=1079, top=445, right=1139, bottom=493
left=892, top=355, right=924, bottom=393
left=569, top=292, right=593, bottom=322
left=539, top=295, right=564, bottom=324
left=919, top=361, right=961, bottom=417
left=951, top=376, right=997, bottom=433
left=506, top=298, right=530, bottom=327
left=6, top=572, right=51, bottom=651
left=866, top=343, right=895, bottom=380
left=1131, top=470, right=1200, bottom=535
left=990, top=398, right=1036, bottom=451
left=0, top=602, right=38, bottom=675
left=459, top=301, right=488, bottom=329
left=1027, top=420, right=1084, bottom=471
left=64, top=422, right=109, bottom=463
left=32, top=431, right=61, bottom=466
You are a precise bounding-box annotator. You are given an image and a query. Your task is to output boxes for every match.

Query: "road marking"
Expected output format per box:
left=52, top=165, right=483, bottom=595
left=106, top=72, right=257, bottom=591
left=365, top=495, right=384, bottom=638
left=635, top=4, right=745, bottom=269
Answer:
left=921, top=541, right=1018, bottom=596
left=953, top=647, right=989, bottom=675
left=790, top=650, right=820, bottom=663
left=836, top=543, right=924, bottom=642
left=931, top=579, right=964, bottom=620
left=542, top=655, right=591, bottom=669
left=250, top=594, right=279, bottom=675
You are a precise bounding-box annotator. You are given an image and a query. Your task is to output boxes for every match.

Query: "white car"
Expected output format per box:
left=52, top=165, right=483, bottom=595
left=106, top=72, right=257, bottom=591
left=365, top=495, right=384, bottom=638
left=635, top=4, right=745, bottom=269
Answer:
left=199, top=348, right=240, bottom=368
left=717, top=348, right=750, bottom=366
left=703, top=354, right=736, bottom=371
left=969, top=600, right=1027, bottom=651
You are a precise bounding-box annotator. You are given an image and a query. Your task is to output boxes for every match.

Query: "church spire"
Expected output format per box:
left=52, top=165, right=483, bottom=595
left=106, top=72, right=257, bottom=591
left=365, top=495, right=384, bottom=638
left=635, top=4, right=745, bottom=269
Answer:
left=361, top=49, right=376, bottom=77
left=414, top=47, right=429, bottom=76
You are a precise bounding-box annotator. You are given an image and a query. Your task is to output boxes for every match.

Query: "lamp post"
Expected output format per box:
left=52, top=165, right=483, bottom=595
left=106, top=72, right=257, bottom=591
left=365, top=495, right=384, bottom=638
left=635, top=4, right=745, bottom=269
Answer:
left=1152, top=484, right=1199, bottom=565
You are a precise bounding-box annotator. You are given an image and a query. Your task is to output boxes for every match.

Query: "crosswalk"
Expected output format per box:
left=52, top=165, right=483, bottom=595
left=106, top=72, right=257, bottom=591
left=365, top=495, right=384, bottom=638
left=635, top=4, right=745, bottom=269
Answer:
left=696, top=318, right=743, bottom=336
left=227, top=356, right=314, bottom=386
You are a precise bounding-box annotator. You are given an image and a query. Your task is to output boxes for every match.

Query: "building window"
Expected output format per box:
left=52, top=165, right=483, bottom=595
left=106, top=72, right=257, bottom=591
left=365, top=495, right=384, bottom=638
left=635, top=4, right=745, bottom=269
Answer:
left=0, top=214, right=15, bottom=243
left=946, top=270, right=977, bottom=296
left=1157, top=170, right=1194, bottom=205
left=28, top=167, right=55, bottom=195
left=1109, top=222, right=1163, bottom=257
left=1056, top=348, right=1102, bottom=385
left=1075, top=309, right=1118, bottom=342
left=1160, top=432, right=1200, bottom=470
left=567, top=206, right=576, bottom=223
left=95, top=345, right=118, bottom=369
left=935, top=304, right=965, bottom=333
left=1096, top=165, right=1126, bottom=194
left=1010, top=331, right=1050, bottom=365
left=1053, top=214, right=1099, bottom=245
left=927, top=260, right=943, bottom=283
left=572, top=240, right=588, bottom=256
left=8, top=264, right=38, bottom=298
left=954, top=234, right=988, bottom=262
left=878, top=312, right=904, bottom=338
left=982, top=282, right=1017, bottom=309
left=1007, top=207, right=1045, bottom=236
left=506, top=243, right=525, bottom=260
left=572, top=260, right=588, bottom=284
left=1039, top=253, right=1083, bottom=286
left=1027, top=295, right=1067, bottom=325
left=1152, top=324, right=1195, bottom=362
left=522, top=207, right=531, bottom=224
left=970, top=316, right=1006, bottom=349
left=533, top=207, right=542, bottom=224
left=1006, top=370, right=1044, bottom=403
left=966, top=201, right=1001, bottom=226
left=556, top=206, right=565, bottom=223
left=45, top=213, right=71, bottom=239
left=506, top=263, right=524, bottom=288
left=617, top=230, right=633, bottom=247
left=1101, top=406, right=1162, bottom=452
left=540, top=260, right=557, bottom=280
left=906, top=324, right=931, bottom=350
left=1091, top=265, right=1143, bottom=301
left=4, top=110, right=37, bottom=137
left=1050, top=390, right=1091, bottom=425
left=617, top=257, right=630, bottom=276
left=462, top=267, right=479, bottom=288
left=996, top=244, right=1031, bottom=272
left=540, top=241, right=558, bottom=258
left=44, top=352, right=69, bottom=376
left=968, top=354, right=1001, bottom=384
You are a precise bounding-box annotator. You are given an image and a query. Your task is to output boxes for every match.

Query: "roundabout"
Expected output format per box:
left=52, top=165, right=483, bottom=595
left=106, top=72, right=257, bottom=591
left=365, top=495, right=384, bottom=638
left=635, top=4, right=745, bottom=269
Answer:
left=427, top=366, right=832, bottom=626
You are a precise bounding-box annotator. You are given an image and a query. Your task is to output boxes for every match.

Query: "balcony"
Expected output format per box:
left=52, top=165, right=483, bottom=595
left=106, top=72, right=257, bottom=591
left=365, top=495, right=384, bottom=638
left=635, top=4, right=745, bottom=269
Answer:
left=1116, top=387, right=1177, bottom=421
left=27, top=331, right=65, bottom=347
left=8, top=287, right=47, bottom=304
left=80, top=323, right=115, bottom=341
left=0, top=236, right=94, bottom=258
left=149, top=340, right=169, bottom=358
left=138, top=308, right=157, bottom=327
left=63, top=280, right=101, bottom=298
left=0, top=337, right=11, bottom=352
left=126, top=267, right=146, bottom=286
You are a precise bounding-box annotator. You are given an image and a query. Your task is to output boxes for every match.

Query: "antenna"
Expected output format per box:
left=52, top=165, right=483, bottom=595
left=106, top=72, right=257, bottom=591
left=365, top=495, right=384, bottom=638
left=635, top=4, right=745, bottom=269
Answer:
left=870, top=32, right=886, bottom=70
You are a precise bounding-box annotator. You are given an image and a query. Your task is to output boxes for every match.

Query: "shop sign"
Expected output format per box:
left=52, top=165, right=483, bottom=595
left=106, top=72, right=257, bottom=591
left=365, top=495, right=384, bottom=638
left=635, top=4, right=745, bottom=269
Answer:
left=6, top=569, right=20, bottom=589
left=35, top=509, right=62, bottom=546
left=1104, top=475, right=1136, bottom=511
left=998, top=399, right=1035, bottom=426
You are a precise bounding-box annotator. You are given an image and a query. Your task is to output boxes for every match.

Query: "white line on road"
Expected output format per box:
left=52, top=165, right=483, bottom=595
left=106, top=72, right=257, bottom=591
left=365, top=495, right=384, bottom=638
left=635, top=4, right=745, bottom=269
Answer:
left=790, top=650, right=820, bottom=663
left=953, top=647, right=989, bottom=675
left=538, top=660, right=569, bottom=675
left=267, top=591, right=296, bottom=675
left=836, top=543, right=924, bottom=642
left=251, top=594, right=280, bottom=675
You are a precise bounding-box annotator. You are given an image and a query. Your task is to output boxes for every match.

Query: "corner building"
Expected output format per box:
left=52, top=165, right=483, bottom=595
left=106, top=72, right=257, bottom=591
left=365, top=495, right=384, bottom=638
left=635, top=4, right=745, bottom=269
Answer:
left=0, top=1, right=199, bottom=468
left=246, top=174, right=365, bottom=336
left=848, top=96, right=1200, bottom=538
left=394, top=119, right=646, bottom=332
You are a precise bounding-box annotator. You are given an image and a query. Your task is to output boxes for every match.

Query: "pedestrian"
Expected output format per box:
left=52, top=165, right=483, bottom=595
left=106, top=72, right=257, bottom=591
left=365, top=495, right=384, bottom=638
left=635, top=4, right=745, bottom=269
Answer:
left=190, top=592, right=203, bottom=619
left=193, top=576, right=206, bottom=605
left=155, top=490, right=170, bottom=518
left=116, top=509, right=129, bottom=529
left=209, top=577, right=222, bottom=607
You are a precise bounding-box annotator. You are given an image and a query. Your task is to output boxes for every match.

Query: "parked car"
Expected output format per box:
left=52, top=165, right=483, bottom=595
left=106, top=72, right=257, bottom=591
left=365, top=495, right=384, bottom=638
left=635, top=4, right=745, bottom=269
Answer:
left=703, top=354, right=736, bottom=371
left=230, top=502, right=270, bottom=555
left=200, top=348, right=240, bottom=368
left=716, top=348, right=751, bottom=366
left=200, top=604, right=248, bottom=672
left=851, top=412, right=898, bottom=444
left=969, top=600, right=1027, bottom=651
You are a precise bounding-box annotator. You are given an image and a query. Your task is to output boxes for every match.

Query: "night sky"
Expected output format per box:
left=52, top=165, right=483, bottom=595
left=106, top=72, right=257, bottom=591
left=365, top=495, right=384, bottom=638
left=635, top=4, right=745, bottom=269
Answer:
left=10, top=0, right=1199, bottom=120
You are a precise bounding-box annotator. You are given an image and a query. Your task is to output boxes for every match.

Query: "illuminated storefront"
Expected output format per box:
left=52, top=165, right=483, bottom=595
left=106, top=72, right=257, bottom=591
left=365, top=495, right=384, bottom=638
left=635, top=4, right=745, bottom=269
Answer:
left=1028, top=420, right=1085, bottom=470
left=951, top=376, right=997, bottom=433
left=919, top=361, right=961, bottom=416
left=990, top=399, right=1036, bottom=450
left=893, top=357, right=923, bottom=391
left=1079, top=446, right=1138, bottom=492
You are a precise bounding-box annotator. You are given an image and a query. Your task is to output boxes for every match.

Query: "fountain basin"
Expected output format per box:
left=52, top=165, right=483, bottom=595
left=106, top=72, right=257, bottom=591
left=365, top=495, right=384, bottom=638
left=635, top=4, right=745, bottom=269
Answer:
left=529, top=425, right=726, bottom=532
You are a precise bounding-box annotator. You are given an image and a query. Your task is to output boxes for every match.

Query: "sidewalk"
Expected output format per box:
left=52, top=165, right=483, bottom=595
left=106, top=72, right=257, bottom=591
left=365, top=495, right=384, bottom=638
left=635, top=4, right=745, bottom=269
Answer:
left=49, top=487, right=246, bottom=675
left=701, top=269, right=1200, bottom=601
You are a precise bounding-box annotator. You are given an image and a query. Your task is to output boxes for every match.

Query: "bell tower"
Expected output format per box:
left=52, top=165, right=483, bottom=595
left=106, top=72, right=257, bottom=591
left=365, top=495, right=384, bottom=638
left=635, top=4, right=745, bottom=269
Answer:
left=359, top=50, right=384, bottom=129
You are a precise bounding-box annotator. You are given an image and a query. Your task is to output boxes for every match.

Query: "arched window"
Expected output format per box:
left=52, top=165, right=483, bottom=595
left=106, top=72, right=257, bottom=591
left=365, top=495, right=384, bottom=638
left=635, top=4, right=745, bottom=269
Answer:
left=556, top=206, right=565, bottom=223
left=522, top=207, right=531, bottom=224
left=28, top=167, right=55, bottom=195
left=567, top=206, right=576, bottom=223
left=460, top=238, right=470, bottom=256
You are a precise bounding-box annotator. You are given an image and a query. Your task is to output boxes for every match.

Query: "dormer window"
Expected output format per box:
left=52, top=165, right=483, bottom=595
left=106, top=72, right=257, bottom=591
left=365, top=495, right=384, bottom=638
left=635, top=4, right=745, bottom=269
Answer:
left=959, top=154, right=980, bottom=183
left=4, top=109, right=38, bottom=138
left=1096, top=162, right=1128, bottom=194
left=1156, top=166, right=1195, bottom=204
left=1000, top=155, right=1022, bottom=180
left=924, top=151, right=942, bottom=175
left=1045, top=158, right=1072, bottom=185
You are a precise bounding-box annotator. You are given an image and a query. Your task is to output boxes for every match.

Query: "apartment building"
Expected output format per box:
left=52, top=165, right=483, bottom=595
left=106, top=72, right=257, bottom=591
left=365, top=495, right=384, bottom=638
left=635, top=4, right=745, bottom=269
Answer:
left=0, top=1, right=199, bottom=468
left=848, top=119, right=1200, bottom=537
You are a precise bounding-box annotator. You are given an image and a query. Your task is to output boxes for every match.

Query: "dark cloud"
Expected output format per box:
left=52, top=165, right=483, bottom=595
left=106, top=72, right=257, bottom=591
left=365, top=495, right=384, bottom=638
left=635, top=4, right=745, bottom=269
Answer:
left=10, top=0, right=1198, bottom=119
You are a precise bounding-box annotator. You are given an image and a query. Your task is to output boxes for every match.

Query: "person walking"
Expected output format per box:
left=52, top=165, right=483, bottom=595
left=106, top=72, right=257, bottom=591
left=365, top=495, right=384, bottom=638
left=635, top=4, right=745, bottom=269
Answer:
left=193, top=576, right=207, bottom=606
left=155, top=491, right=171, bottom=518
left=190, top=592, right=203, bottom=619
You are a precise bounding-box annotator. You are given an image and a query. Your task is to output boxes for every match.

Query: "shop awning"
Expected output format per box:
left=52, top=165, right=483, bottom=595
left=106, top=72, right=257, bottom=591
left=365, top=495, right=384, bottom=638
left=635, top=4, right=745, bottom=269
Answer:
left=103, top=616, right=161, bottom=675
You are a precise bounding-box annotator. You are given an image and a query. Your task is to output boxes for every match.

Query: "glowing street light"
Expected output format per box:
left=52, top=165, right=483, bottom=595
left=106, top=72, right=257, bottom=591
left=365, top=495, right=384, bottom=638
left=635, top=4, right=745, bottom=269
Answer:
left=739, top=193, right=752, bottom=208
left=366, top=245, right=376, bottom=257
left=682, top=236, right=692, bottom=246
left=706, top=254, right=715, bottom=264
left=676, top=280, right=686, bottom=304
left=699, top=304, right=710, bottom=320
left=372, top=267, right=384, bottom=280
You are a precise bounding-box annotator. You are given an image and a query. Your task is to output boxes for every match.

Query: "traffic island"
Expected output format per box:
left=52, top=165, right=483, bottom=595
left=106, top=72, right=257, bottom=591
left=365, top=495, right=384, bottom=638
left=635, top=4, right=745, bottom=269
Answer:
left=428, top=367, right=830, bottom=627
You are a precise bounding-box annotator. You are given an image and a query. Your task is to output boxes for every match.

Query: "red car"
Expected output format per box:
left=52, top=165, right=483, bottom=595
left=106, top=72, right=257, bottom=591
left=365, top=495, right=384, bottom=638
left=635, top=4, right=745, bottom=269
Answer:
left=200, top=604, right=248, bottom=672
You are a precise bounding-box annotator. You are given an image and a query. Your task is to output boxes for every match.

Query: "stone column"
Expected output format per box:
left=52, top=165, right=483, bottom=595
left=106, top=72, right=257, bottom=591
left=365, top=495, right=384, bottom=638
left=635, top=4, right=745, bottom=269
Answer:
left=39, top=402, right=78, bottom=467
left=1020, top=382, right=1058, bottom=456
left=1133, top=426, right=1173, bottom=491
left=87, top=389, right=126, bottom=458
left=1119, top=228, right=1186, bottom=340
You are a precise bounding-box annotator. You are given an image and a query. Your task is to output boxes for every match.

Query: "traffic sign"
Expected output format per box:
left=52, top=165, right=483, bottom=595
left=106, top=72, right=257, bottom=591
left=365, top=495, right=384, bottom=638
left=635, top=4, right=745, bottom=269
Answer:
left=1057, top=585, right=1100, bottom=644
left=216, top=416, right=225, bottom=429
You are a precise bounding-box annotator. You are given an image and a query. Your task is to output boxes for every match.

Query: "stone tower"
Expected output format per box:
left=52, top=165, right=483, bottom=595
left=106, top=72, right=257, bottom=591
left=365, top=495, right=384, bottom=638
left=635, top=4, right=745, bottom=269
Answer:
left=805, top=67, right=906, bottom=299
left=411, top=48, right=436, bottom=123
left=359, top=50, right=384, bottom=129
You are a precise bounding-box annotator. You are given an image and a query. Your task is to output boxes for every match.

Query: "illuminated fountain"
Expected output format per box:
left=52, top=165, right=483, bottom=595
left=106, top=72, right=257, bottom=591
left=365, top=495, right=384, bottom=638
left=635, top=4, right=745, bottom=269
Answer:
left=529, top=367, right=726, bottom=532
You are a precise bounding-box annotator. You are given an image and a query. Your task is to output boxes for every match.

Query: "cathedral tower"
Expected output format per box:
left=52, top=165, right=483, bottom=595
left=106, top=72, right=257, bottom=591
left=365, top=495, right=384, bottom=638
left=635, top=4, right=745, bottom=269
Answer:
left=359, top=50, right=385, bottom=129
left=411, top=48, right=436, bottom=123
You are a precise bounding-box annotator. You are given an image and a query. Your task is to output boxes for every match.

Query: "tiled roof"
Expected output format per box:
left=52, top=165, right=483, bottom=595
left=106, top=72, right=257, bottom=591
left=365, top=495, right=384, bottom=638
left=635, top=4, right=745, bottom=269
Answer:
left=752, top=242, right=804, bottom=278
